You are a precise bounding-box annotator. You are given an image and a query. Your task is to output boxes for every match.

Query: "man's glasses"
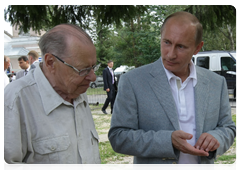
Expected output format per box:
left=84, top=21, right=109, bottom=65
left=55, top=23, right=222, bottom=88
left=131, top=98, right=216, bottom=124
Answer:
left=51, top=54, right=101, bottom=77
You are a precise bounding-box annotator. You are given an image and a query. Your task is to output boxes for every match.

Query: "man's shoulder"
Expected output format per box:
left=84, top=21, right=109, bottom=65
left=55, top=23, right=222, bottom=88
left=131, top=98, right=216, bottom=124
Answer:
left=103, top=67, right=109, bottom=72
left=196, top=66, right=224, bottom=80
left=124, top=60, right=158, bottom=78
left=4, top=72, right=36, bottom=106
left=16, top=70, right=24, bottom=74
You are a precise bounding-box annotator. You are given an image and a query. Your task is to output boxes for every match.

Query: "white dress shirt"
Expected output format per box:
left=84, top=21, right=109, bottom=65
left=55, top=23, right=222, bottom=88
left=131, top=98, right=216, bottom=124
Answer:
left=25, top=66, right=30, bottom=75
left=163, top=60, right=198, bottom=164
left=108, top=67, right=115, bottom=84
left=4, top=63, right=101, bottom=164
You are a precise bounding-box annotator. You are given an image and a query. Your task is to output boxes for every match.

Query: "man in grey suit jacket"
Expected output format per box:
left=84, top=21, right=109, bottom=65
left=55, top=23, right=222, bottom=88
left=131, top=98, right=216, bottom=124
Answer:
left=16, top=56, right=30, bottom=79
left=108, top=11, right=236, bottom=164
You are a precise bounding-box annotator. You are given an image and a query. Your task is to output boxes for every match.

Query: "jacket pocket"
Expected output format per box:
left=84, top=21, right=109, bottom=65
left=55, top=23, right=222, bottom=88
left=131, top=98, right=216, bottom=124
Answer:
left=32, top=135, right=70, bottom=163
left=33, top=135, right=70, bottom=154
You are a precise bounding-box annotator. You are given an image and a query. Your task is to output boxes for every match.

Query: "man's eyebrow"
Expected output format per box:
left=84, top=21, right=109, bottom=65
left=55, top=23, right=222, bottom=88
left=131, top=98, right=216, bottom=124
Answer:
left=162, top=38, right=171, bottom=42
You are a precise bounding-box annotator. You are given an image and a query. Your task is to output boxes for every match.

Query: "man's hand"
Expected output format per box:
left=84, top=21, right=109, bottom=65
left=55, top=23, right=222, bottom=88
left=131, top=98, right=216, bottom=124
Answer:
left=194, top=133, right=220, bottom=152
left=172, top=130, right=209, bottom=156
left=106, top=88, right=110, bottom=92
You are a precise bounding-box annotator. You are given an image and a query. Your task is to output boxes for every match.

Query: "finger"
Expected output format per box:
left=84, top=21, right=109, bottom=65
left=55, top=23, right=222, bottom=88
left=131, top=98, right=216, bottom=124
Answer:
left=178, top=130, right=193, bottom=140
left=206, top=139, right=220, bottom=152
left=195, top=133, right=207, bottom=149
left=184, top=143, right=209, bottom=156
left=199, top=135, right=212, bottom=151
left=172, top=131, right=193, bottom=152
left=172, top=133, right=209, bottom=156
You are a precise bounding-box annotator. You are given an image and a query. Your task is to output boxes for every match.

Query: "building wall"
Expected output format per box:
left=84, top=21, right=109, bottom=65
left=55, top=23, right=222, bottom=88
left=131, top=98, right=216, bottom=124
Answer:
left=4, top=26, right=45, bottom=72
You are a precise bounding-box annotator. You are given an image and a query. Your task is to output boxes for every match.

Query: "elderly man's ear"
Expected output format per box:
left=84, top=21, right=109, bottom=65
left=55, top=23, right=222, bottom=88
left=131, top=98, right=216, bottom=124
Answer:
left=44, top=53, right=56, bottom=73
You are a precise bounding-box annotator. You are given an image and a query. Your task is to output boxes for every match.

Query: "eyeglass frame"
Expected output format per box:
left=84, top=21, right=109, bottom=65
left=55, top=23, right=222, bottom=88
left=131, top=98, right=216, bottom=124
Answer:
left=51, top=53, right=101, bottom=77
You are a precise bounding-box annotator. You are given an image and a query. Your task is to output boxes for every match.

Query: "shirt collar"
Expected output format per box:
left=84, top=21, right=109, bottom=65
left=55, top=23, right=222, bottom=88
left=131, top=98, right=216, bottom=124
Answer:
left=34, top=63, right=86, bottom=115
left=26, top=66, right=31, bottom=72
left=32, top=60, right=39, bottom=64
left=162, top=58, right=197, bottom=87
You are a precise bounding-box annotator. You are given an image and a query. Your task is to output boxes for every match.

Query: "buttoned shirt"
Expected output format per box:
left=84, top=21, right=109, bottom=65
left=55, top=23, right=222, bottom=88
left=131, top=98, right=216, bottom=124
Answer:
left=163, top=60, right=198, bottom=164
left=108, top=67, right=114, bottom=84
left=4, top=63, right=101, bottom=164
left=25, top=66, right=30, bottom=75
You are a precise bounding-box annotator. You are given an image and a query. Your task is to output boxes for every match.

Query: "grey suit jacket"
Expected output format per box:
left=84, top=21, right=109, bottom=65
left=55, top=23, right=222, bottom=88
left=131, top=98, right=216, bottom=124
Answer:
left=108, top=58, right=236, bottom=164
left=16, top=70, right=25, bottom=79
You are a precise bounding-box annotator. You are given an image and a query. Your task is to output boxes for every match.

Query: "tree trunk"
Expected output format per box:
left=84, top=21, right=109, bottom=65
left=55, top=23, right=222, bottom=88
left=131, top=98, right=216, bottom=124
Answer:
left=227, top=24, right=235, bottom=51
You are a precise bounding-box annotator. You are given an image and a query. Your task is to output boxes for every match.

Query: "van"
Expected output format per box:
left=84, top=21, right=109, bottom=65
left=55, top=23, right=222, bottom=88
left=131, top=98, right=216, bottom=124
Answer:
left=114, top=65, right=135, bottom=85
left=192, top=50, right=236, bottom=98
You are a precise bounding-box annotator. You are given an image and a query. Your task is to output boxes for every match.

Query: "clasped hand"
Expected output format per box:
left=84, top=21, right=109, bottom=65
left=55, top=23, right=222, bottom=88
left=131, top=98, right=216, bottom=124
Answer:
left=171, top=130, right=220, bottom=156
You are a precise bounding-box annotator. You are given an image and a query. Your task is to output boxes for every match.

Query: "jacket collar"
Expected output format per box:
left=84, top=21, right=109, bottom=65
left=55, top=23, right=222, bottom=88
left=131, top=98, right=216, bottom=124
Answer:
left=149, top=58, right=209, bottom=133
left=149, top=58, right=180, bottom=130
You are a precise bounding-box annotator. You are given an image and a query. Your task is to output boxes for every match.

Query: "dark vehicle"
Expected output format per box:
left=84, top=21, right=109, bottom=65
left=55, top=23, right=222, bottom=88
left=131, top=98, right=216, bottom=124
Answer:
left=192, top=51, right=236, bottom=98
left=90, top=76, right=104, bottom=88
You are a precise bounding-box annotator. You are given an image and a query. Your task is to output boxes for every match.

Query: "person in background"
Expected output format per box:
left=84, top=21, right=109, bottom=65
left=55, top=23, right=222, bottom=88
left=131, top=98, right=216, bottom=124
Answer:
left=108, top=11, right=236, bottom=164
left=4, top=24, right=101, bottom=164
left=102, top=60, right=117, bottom=114
left=15, top=56, right=30, bottom=79
left=4, top=55, right=10, bottom=88
left=28, top=50, right=40, bottom=70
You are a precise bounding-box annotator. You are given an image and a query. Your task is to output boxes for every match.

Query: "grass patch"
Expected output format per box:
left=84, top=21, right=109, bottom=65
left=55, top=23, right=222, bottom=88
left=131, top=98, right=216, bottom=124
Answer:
left=214, top=114, right=236, bottom=164
left=99, top=141, right=129, bottom=164
left=89, top=104, right=104, bottom=110
left=218, top=154, right=238, bottom=161
left=232, top=114, right=238, bottom=128
left=92, top=113, right=112, bottom=135
left=87, top=87, right=106, bottom=95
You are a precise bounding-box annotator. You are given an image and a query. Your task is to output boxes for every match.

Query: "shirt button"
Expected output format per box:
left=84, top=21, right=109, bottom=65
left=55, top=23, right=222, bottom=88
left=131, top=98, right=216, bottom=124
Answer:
left=51, top=146, right=56, bottom=151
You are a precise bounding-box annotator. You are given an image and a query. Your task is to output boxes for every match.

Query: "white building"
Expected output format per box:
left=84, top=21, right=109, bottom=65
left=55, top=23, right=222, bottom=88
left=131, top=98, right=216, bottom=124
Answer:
left=4, top=26, right=45, bottom=72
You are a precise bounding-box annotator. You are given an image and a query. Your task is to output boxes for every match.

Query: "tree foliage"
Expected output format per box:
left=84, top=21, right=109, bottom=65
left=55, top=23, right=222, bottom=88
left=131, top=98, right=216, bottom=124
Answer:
left=4, top=5, right=236, bottom=69
left=185, top=5, right=236, bottom=30
left=4, top=5, right=148, bottom=35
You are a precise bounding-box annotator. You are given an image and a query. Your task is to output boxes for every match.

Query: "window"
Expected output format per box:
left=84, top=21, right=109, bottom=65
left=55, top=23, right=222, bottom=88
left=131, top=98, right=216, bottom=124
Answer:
left=221, top=57, right=236, bottom=71
left=196, top=57, right=209, bottom=69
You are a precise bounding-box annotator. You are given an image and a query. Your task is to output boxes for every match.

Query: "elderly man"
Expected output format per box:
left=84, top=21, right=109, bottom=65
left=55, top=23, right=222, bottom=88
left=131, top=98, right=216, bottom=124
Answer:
left=108, top=11, right=236, bottom=164
left=4, top=24, right=101, bottom=164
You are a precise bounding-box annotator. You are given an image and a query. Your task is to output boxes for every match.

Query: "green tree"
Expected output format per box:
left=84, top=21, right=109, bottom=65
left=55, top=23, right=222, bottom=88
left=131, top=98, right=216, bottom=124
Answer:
left=110, top=5, right=166, bottom=67
left=4, top=5, right=148, bottom=35
left=185, top=5, right=236, bottom=50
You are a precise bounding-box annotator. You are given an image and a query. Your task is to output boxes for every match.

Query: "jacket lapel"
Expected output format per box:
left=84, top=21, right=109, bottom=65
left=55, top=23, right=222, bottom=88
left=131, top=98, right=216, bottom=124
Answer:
left=149, top=59, right=180, bottom=131
left=194, top=67, right=209, bottom=138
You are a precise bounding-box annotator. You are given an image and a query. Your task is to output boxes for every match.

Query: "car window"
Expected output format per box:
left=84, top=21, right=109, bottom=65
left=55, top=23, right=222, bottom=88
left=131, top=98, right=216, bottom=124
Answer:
left=221, top=57, right=236, bottom=71
left=196, top=56, right=209, bottom=69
